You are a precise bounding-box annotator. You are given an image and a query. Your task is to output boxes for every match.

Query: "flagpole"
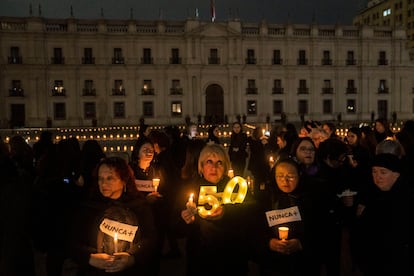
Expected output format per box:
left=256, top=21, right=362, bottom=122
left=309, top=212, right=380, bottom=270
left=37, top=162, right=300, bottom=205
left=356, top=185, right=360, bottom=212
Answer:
left=210, top=0, right=216, bottom=22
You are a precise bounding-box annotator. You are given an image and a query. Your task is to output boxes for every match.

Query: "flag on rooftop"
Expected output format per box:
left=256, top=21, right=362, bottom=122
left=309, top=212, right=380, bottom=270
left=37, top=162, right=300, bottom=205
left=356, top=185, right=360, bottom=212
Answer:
left=211, top=0, right=216, bottom=22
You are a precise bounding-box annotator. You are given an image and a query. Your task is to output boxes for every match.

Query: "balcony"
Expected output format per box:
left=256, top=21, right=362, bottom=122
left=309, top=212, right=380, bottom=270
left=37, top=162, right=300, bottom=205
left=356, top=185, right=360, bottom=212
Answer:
left=82, top=88, right=96, bottom=96
left=297, top=58, right=308, bottom=65
left=170, top=88, right=183, bottom=95
left=272, top=87, right=284, bottom=94
left=322, top=87, right=333, bottom=94
left=8, top=56, right=22, bottom=64
left=141, top=57, right=153, bottom=64
left=141, top=88, right=155, bottom=95
left=112, top=89, right=126, bottom=96
left=245, top=57, right=257, bottom=65
left=170, top=57, right=182, bottom=64
left=378, top=59, right=388, bottom=65
left=52, top=89, right=66, bottom=96
left=297, top=87, right=309, bottom=94
left=346, top=87, right=357, bottom=94
left=246, top=87, right=258, bottom=94
left=112, top=57, right=125, bottom=64
left=378, top=87, right=389, bottom=94
left=346, top=59, right=356, bottom=65
left=51, top=57, right=65, bottom=64
left=321, top=59, right=332, bottom=65
left=208, top=57, right=220, bottom=64
left=9, top=88, right=24, bottom=97
left=82, top=57, right=95, bottom=64
left=272, top=58, right=283, bottom=65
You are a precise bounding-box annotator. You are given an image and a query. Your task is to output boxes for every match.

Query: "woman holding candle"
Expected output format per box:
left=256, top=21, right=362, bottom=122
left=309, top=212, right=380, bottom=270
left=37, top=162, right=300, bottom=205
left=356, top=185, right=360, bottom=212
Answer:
left=68, top=156, right=158, bottom=275
left=254, top=158, right=309, bottom=276
left=176, top=143, right=257, bottom=276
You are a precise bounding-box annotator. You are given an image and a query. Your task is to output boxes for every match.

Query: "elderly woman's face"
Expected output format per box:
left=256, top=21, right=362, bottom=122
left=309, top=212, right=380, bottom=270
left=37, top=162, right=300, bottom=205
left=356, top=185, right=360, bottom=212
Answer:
left=372, top=166, right=399, bottom=191
left=201, top=153, right=225, bottom=184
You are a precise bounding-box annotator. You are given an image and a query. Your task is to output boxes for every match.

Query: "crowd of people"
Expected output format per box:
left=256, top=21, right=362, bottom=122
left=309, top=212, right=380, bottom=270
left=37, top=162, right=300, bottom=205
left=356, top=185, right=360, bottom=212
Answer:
left=1, top=118, right=414, bottom=276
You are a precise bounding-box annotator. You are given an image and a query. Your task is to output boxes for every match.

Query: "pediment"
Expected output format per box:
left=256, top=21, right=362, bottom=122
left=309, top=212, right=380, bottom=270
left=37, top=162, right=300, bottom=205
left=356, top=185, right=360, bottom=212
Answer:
left=187, top=22, right=240, bottom=37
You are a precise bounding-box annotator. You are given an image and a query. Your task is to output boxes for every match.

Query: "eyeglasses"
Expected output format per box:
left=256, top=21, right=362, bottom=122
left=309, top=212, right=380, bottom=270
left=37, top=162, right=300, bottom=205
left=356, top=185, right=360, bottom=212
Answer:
left=298, top=146, right=315, bottom=152
left=276, top=175, right=297, bottom=181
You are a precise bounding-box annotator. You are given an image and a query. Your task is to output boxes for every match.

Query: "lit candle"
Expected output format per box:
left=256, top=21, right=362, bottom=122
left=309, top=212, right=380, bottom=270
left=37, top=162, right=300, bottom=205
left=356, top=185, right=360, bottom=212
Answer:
left=278, top=226, right=289, bottom=240
left=188, top=193, right=194, bottom=204
left=152, top=178, right=160, bottom=192
left=262, top=129, right=265, bottom=136
left=228, top=169, right=234, bottom=178
left=114, top=233, right=118, bottom=253
left=186, top=193, right=197, bottom=215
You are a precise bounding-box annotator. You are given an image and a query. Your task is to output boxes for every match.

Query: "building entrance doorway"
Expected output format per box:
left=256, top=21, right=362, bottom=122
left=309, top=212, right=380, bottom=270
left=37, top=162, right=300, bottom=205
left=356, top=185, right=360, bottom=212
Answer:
left=205, top=84, right=224, bottom=124
left=10, top=104, right=25, bottom=128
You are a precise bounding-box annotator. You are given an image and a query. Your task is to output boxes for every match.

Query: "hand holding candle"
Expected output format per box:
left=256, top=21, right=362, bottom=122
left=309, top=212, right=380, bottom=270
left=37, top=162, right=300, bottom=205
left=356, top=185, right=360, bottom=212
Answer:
left=278, top=226, right=289, bottom=240
left=228, top=169, right=234, bottom=178
left=186, top=193, right=197, bottom=215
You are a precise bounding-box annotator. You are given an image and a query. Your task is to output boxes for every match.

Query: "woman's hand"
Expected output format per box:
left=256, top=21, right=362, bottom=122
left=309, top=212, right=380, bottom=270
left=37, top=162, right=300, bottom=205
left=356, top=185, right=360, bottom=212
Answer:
left=89, top=252, right=134, bottom=273
left=181, top=209, right=195, bottom=224
left=269, top=238, right=302, bottom=255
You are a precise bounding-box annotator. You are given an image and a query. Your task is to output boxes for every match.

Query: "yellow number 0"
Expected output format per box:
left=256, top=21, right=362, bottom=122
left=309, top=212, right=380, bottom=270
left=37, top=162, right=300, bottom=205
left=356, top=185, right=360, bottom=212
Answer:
left=197, top=177, right=248, bottom=218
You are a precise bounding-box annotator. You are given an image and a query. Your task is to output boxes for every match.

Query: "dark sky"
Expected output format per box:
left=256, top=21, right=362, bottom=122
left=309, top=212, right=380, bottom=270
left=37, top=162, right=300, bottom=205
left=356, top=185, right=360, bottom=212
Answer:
left=0, top=0, right=363, bottom=25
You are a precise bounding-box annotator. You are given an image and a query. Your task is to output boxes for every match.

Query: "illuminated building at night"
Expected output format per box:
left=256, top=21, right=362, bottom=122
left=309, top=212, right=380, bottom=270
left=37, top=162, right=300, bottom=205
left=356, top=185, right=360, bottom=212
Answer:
left=1, top=14, right=414, bottom=128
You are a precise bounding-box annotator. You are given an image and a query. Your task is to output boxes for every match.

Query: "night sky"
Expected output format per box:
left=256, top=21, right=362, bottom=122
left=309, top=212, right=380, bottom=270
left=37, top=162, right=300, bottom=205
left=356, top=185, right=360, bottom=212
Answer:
left=0, top=0, right=363, bottom=25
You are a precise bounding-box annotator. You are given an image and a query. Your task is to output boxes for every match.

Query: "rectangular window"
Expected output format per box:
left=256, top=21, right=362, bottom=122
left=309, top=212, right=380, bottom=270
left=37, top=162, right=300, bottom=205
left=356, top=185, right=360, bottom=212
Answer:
left=113, top=80, right=125, bottom=96
left=377, top=100, right=388, bottom=119
left=171, top=101, right=182, bottom=116
left=246, top=79, right=257, bottom=94
left=170, top=79, right=182, bottom=94
left=170, top=48, right=181, bottom=64
left=9, top=80, right=24, bottom=96
left=113, top=48, right=124, bottom=64
left=209, top=48, right=220, bottom=64
left=9, top=46, right=22, bottom=64
left=83, top=48, right=94, bottom=64
left=346, top=79, right=357, bottom=94
left=113, top=102, right=125, bottom=118
left=52, top=80, right=66, bottom=96
left=142, top=80, right=154, bottom=95
left=272, top=50, right=282, bottom=65
left=347, top=99, right=356, bottom=114
left=273, top=100, right=283, bottom=115
left=323, top=99, right=332, bottom=114
left=378, top=79, right=388, bottom=93
left=322, top=80, right=333, bottom=94
left=272, top=79, right=283, bottom=94
left=54, top=103, right=66, bottom=120
left=83, top=80, right=96, bottom=96
left=298, top=100, right=308, bottom=115
left=298, top=50, right=307, bottom=65
left=346, top=51, right=356, bottom=65
left=84, top=102, right=96, bottom=119
left=143, top=101, right=154, bottom=117
left=378, top=51, right=388, bottom=65
left=246, top=49, right=256, bottom=64
left=142, top=48, right=153, bottom=64
left=298, top=79, right=308, bottom=94
left=52, top=48, right=64, bottom=64
left=247, top=100, right=257, bottom=115
left=322, top=50, right=332, bottom=65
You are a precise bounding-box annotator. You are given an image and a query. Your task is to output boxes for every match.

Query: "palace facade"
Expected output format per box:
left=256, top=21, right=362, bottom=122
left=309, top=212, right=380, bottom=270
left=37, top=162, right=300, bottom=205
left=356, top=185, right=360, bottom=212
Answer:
left=1, top=15, right=414, bottom=128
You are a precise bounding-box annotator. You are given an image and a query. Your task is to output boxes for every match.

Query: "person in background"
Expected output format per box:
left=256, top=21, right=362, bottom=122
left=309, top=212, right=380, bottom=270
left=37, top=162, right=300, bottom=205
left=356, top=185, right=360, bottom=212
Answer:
left=205, top=125, right=221, bottom=144
left=322, top=121, right=340, bottom=140
left=290, top=137, right=318, bottom=177
left=373, top=118, right=394, bottom=144
left=68, top=156, right=158, bottom=275
left=360, top=125, right=378, bottom=158
left=353, top=153, right=414, bottom=276
left=228, top=121, right=248, bottom=177
left=176, top=143, right=257, bottom=276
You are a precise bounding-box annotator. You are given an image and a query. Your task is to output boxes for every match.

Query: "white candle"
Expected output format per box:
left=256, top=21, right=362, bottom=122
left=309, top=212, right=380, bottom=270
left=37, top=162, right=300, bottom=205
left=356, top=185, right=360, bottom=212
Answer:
left=114, top=233, right=118, bottom=253
left=188, top=193, right=194, bottom=204
left=278, top=226, right=289, bottom=240
left=152, top=178, right=160, bottom=192
left=228, top=169, right=234, bottom=178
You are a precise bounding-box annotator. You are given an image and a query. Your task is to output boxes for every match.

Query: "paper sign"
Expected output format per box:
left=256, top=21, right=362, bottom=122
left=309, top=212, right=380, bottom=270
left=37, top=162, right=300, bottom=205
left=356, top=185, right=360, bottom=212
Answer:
left=135, top=179, right=154, bottom=192
left=265, top=206, right=302, bottom=227
left=99, top=218, right=138, bottom=242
